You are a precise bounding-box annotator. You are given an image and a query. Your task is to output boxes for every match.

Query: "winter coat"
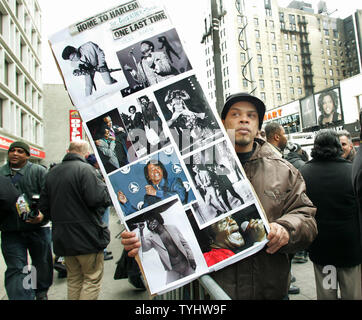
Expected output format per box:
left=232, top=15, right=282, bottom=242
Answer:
left=0, top=161, right=48, bottom=232
left=285, top=152, right=306, bottom=170
left=39, top=153, right=111, bottom=256
left=352, top=146, right=362, bottom=245
left=0, top=176, right=20, bottom=224
left=300, top=158, right=362, bottom=267
left=211, top=139, right=317, bottom=299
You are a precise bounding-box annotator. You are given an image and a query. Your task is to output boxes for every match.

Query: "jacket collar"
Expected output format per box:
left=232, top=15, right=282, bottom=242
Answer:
left=62, top=153, right=87, bottom=163
left=3, top=161, right=31, bottom=176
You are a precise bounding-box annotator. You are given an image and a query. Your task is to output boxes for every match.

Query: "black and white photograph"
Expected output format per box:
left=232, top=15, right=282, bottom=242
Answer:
left=86, top=108, right=137, bottom=174
left=315, top=87, right=343, bottom=127
left=117, top=28, right=192, bottom=97
left=185, top=140, right=254, bottom=228
left=187, top=204, right=268, bottom=270
left=109, top=147, right=196, bottom=217
left=51, top=28, right=127, bottom=107
left=154, top=75, right=223, bottom=155
left=117, top=95, right=171, bottom=158
left=300, top=95, right=318, bottom=129
left=126, top=197, right=208, bottom=295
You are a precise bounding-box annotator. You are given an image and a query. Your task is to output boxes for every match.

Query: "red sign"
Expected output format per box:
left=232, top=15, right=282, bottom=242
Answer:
left=69, top=110, right=83, bottom=142
left=0, top=135, right=46, bottom=159
left=264, top=108, right=282, bottom=121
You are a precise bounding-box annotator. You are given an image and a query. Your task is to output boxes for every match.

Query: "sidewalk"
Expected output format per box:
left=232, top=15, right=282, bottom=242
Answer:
left=289, top=258, right=317, bottom=300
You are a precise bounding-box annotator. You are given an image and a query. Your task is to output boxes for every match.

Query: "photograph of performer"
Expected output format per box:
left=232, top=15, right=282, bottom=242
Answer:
left=117, top=29, right=192, bottom=97
left=154, top=76, right=223, bottom=154
left=139, top=211, right=196, bottom=284
left=300, top=95, right=317, bottom=129
left=189, top=205, right=267, bottom=268
left=111, top=151, right=195, bottom=216
left=87, top=110, right=134, bottom=174
left=316, top=89, right=342, bottom=126
left=127, top=198, right=207, bottom=293
left=186, top=141, right=249, bottom=227
left=62, top=41, right=118, bottom=97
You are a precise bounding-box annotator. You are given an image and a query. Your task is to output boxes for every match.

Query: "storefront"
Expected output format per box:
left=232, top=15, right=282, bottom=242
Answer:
left=0, top=135, right=46, bottom=165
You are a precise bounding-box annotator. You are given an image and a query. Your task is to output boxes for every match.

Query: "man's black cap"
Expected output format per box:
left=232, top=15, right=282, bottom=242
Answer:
left=221, top=92, right=266, bottom=129
left=8, top=141, right=30, bottom=156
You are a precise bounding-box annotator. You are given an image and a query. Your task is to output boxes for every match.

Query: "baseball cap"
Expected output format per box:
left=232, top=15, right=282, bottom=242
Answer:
left=8, top=141, right=30, bottom=156
left=221, top=92, right=266, bottom=129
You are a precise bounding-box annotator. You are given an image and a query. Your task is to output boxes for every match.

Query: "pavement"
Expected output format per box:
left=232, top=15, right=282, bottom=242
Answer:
left=0, top=208, right=317, bottom=300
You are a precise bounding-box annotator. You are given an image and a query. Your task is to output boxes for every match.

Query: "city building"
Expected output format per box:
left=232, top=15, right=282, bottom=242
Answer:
left=0, top=0, right=44, bottom=164
left=202, top=0, right=362, bottom=115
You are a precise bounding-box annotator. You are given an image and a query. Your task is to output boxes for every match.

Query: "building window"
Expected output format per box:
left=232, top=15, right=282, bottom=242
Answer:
left=241, top=53, right=246, bottom=62
left=288, top=76, right=293, bottom=83
left=286, top=54, right=291, bottom=62
left=294, top=55, right=299, bottom=62
left=270, top=32, right=275, bottom=40
left=290, top=87, right=294, bottom=95
left=293, top=44, right=298, bottom=51
left=285, top=43, right=290, bottom=51
left=277, top=93, right=282, bottom=101
left=243, top=79, right=248, bottom=87
left=256, top=42, right=261, bottom=50
left=297, top=76, right=301, bottom=84
left=276, top=80, right=281, bottom=89
left=255, top=30, right=260, bottom=38
left=257, top=54, right=263, bottom=63
left=259, top=79, right=265, bottom=89
left=295, top=66, right=300, bottom=73
left=272, top=44, right=277, bottom=52
left=258, top=67, right=264, bottom=75
left=273, top=56, right=278, bottom=64
left=298, top=88, right=302, bottom=95
left=254, top=18, right=259, bottom=26
left=287, top=65, right=292, bottom=72
left=261, top=92, right=266, bottom=101
left=274, top=68, right=279, bottom=77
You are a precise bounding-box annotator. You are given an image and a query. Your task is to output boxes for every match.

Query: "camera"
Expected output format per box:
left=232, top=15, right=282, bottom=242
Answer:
left=16, top=194, right=40, bottom=221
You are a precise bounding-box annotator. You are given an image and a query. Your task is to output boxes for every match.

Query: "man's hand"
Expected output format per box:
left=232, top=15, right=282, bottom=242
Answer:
left=26, top=212, right=44, bottom=225
left=121, top=231, right=141, bottom=257
left=266, top=223, right=289, bottom=254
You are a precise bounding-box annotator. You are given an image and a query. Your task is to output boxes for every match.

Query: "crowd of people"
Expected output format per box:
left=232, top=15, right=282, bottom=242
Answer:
left=0, top=92, right=361, bottom=301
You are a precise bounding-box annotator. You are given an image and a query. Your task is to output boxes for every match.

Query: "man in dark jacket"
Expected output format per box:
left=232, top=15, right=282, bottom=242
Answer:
left=39, top=140, right=111, bottom=300
left=0, top=176, right=20, bottom=224
left=0, top=141, right=53, bottom=300
left=121, top=93, right=317, bottom=299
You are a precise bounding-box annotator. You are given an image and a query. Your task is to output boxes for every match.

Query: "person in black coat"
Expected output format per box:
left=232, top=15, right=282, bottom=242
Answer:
left=300, top=129, right=362, bottom=300
left=39, top=140, right=111, bottom=300
left=0, top=176, right=20, bottom=224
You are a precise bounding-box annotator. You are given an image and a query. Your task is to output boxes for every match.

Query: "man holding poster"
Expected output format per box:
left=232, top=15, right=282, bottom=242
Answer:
left=122, top=93, right=317, bottom=299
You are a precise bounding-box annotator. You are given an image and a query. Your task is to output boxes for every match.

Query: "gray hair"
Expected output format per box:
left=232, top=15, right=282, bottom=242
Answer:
left=68, top=140, right=90, bottom=157
left=337, top=130, right=352, bottom=142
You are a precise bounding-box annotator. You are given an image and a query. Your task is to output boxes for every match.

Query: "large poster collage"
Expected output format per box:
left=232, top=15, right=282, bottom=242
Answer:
left=49, top=0, right=270, bottom=295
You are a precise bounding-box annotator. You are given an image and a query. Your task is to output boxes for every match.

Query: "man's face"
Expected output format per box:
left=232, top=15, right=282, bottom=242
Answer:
left=339, top=135, right=352, bottom=159
left=147, top=163, right=164, bottom=185
left=8, top=147, right=29, bottom=169
left=211, top=217, right=245, bottom=249
left=147, top=218, right=160, bottom=232
left=141, top=43, right=152, bottom=57
left=129, top=107, right=136, bottom=114
left=140, top=98, right=148, bottom=106
left=104, top=117, right=112, bottom=128
left=222, top=101, right=259, bottom=152
left=69, top=52, right=80, bottom=62
left=277, top=126, right=288, bottom=151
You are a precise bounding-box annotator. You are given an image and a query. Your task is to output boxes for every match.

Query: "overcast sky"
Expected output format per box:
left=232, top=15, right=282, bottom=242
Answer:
left=38, top=0, right=360, bottom=84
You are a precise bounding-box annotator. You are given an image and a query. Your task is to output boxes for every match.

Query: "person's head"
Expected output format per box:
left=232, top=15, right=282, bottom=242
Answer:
left=221, top=93, right=266, bottom=153
left=257, top=128, right=266, bottom=140
left=311, top=129, right=343, bottom=161
left=103, top=116, right=112, bottom=128
left=140, top=41, right=154, bottom=56
left=145, top=212, right=164, bottom=233
left=67, top=140, right=90, bottom=158
left=337, top=130, right=354, bottom=159
left=318, top=90, right=339, bottom=117
left=8, top=141, right=31, bottom=169
left=265, top=122, right=288, bottom=151
left=139, top=96, right=149, bottom=106
left=144, top=160, right=167, bottom=185
left=128, top=106, right=136, bottom=114
left=208, top=216, right=245, bottom=250
left=62, top=46, right=80, bottom=61
left=86, top=153, right=99, bottom=169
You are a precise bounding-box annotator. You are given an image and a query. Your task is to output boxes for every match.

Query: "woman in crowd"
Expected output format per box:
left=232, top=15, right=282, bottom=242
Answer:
left=300, top=129, right=362, bottom=300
